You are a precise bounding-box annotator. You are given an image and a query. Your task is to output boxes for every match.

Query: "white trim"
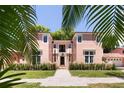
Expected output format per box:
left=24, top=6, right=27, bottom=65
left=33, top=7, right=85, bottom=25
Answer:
left=42, top=34, right=49, bottom=44
left=84, top=50, right=95, bottom=64
left=77, top=35, right=82, bottom=43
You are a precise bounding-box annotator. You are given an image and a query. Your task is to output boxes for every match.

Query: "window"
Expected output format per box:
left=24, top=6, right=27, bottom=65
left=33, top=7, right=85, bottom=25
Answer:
left=68, top=44, right=72, bottom=48
left=123, top=50, right=124, bottom=54
left=84, top=50, right=95, bottom=63
left=54, top=55, right=56, bottom=62
left=43, top=35, right=47, bottom=42
left=77, top=35, right=82, bottom=42
left=68, top=54, right=71, bottom=62
left=59, top=45, right=65, bottom=52
left=120, top=59, right=121, bottom=61
left=32, top=51, right=41, bottom=64
left=96, top=37, right=100, bottom=42
left=54, top=44, right=56, bottom=48
left=54, top=50, right=56, bottom=54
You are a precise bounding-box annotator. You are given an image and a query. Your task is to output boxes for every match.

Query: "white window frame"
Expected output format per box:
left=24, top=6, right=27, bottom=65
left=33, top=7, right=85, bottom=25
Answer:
left=43, top=35, right=48, bottom=43
left=68, top=44, right=72, bottom=48
left=32, top=50, right=42, bottom=64
left=77, top=35, right=82, bottom=43
left=84, top=50, right=95, bottom=64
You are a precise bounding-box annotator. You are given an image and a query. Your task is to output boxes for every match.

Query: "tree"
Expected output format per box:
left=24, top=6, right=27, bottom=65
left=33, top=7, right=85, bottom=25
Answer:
left=51, top=29, right=74, bottom=40
left=62, top=5, right=124, bottom=48
left=34, top=25, right=50, bottom=33
left=34, top=24, right=74, bottom=40
left=0, top=5, right=37, bottom=87
left=0, top=5, right=37, bottom=65
left=0, top=67, right=25, bottom=88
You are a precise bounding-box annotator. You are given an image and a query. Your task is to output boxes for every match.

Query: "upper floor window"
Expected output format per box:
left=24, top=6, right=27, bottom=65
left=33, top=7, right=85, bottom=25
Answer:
left=43, top=35, right=48, bottom=43
left=59, top=45, right=65, bottom=52
left=68, top=44, right=72, bottom=48
left=96, top=37, right=100, bottom=42
left=54, top=44, right=56, bottom=48
left=122, top=50, right=124, bottom=54
left=77, top=35, right=82, bottom=42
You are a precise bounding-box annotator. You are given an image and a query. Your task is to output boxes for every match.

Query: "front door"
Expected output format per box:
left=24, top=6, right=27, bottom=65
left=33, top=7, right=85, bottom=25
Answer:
left=60, top=56, right=65, bottom=65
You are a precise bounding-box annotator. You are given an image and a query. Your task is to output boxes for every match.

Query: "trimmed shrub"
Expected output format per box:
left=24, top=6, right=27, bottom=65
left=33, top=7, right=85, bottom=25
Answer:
left=8, top=63, right=56, bottom=70
left=69, top=63, right=116, bottom=70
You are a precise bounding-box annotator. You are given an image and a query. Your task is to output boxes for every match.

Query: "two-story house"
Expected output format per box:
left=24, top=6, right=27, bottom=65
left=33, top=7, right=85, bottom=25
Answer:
left=16, top=32, right=103, bottom=68
left=14, top=32, right=124, bottom=68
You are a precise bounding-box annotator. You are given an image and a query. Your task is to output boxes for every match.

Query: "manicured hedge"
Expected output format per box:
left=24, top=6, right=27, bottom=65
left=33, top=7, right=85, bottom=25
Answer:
left=69, top=63, right=116, bottom=70
left=8, top=63, right=56, bottom=70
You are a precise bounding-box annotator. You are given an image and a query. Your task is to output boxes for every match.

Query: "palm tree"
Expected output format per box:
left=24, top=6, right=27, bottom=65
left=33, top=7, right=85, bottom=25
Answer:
left=0, top=5, right=38, bottom=66
left=0, top=67, right=25, bottom=88
left=0, top=5, right=37, bottom=87
left=62, top=5, right=124, bottom=48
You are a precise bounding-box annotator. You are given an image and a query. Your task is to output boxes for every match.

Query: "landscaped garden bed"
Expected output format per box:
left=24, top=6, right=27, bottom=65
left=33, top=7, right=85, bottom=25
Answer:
left=69, top=63, right=116, bottom=70
left=8, top=63, right=56, bottom=70
left=3, top=63, right=56, bottom=79
left=69, top=63, right=124, bottom=77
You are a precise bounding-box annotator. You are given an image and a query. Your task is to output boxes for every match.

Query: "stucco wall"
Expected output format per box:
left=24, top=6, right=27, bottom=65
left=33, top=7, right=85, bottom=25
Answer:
left=75, top=41, right=103, bottom=64
left=72, top=33, right=103, bottom=64
left=37, top=33, right=52, bottom=63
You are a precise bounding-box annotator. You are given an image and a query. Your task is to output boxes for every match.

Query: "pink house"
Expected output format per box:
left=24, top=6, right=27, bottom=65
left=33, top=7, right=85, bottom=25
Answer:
left=103, top=48, right=124, bottom=66
left=111, top=48, right=124, bottom=54
left=15, top=32, right=124, bottom=68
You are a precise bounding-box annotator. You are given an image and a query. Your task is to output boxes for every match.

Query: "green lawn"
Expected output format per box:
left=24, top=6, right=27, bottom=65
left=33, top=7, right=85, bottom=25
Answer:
left=70, top=70, right=124, bottom=77
left=13, top=83, right=124, bottom=88
left=13, top=83, right=41, bottom=88
left=87, top=83, right=124, bottom=88
left=4, top=70, right=55, bottom=79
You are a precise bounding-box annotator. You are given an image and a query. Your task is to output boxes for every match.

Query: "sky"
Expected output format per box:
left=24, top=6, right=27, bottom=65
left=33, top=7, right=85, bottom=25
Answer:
left=36, top=5, right=94, bottom=32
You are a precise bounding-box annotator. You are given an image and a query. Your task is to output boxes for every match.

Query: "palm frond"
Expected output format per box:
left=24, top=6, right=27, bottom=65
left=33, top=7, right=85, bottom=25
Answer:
left=0, top=67, right=25, bottom=88
left=62, top=5, right=88, bottom=30
left=0, top=5, right=38, bottom=65
left=86, top=5, right=124, bottom=48
left=62, top=5, right=124, bottom=48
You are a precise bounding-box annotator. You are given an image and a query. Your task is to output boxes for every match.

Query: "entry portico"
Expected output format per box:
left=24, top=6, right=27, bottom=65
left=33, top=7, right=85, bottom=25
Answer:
left=52, top=40, right=72, bottom=68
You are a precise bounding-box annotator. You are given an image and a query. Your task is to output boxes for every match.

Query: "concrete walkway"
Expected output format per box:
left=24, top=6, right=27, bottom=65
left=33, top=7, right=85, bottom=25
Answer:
left=18, top=69, right=124, bottom=86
